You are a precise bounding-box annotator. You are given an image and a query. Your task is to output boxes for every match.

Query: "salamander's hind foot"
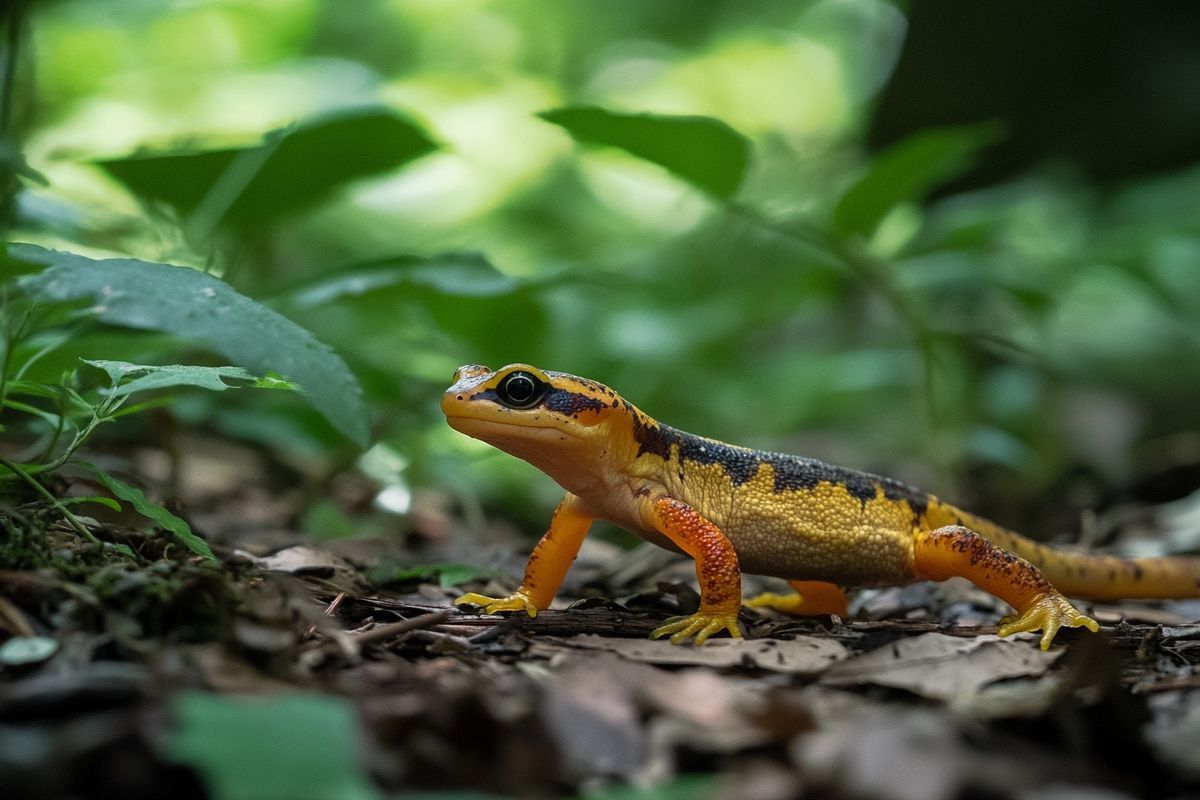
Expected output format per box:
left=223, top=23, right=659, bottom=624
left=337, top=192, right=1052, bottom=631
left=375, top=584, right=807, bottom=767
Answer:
left=997, top=592, right=1100, bottom=651
left=454, top=590, right=539, bottom=618
left=651, top=611, right=742, bottom=645
left=745, top=581, right=849, bottom=616
left=746, top=592, right=806, bottom=613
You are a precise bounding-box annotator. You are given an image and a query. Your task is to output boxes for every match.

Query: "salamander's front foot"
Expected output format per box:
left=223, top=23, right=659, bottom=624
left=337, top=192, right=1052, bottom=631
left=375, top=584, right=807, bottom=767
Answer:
left=650, top=611, right=742, bottom=645
left=454, top=590, right=539, bottom=618
left=997, top=592, right=1100, bottom=650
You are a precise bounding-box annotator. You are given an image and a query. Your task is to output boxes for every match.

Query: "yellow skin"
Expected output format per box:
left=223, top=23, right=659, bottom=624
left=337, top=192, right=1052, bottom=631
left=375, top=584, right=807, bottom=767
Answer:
left=443, top=363, right=1200, bottom=649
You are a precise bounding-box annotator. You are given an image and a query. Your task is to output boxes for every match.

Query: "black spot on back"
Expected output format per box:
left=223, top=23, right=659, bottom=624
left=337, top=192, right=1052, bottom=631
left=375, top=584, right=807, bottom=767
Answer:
left=631, top=420, right=930, bottom=516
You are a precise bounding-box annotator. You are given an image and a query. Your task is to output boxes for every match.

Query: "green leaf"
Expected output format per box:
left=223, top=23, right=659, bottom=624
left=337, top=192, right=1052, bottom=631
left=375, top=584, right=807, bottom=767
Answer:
left=79, top=462, right=216, bottom=561
left=0, top=636, right=59, bottom=665
left=579, top=775, right=715, bottom=800
left=1, top=397, right=62, bottom=426
left=81, top=359, right=296, bottom=398
left=539, top=106, right=750, bottom=199
left=832, top=123, right=1003, bottom=238
left=62, top=495, right=123, bottom=512
left=104, top=542, right=138, bottom=558
left=97, top=106, right=437, bottom=232
left=14, top=245, right=368, bottom=446
left=280, top=253, right=521, bottom=308
left=168, top=692, right=380, bottom=800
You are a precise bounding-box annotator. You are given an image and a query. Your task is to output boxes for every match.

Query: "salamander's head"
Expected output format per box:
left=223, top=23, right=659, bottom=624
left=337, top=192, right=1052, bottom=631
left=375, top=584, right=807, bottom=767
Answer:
left=441, top=363, right=634, bottom=486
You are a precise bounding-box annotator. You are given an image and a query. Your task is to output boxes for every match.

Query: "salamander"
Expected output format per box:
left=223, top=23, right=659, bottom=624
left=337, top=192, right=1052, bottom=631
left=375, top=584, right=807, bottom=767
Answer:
left=442, top=363, right=1200, bottom=649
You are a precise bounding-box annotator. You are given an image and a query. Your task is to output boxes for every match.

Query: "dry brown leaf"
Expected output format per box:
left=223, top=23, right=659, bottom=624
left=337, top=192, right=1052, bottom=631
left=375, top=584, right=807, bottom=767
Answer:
left=821, top=633, right=1062, bottom=701
left=254, top=545, right=356, bottom=575
left=541, top=655, right=647, bottom=781
left=529, top=633, right=848, bottom=675
left=792, top=702, right=1115, bottom=800
left=1144, top=690, right=1200, bottom=777
left=250, top=545, right=368, bottom=594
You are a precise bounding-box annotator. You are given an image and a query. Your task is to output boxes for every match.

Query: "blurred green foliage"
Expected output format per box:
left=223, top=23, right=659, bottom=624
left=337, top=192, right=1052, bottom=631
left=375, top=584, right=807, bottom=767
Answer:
left=169, top=692, right=380, bottom=800
left=3, top=0, right=1199, bottom=532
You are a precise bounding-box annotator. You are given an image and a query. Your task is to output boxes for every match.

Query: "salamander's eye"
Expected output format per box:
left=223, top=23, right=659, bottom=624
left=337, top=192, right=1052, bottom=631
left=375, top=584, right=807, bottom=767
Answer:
left=495, top=370, right=545, bottom=409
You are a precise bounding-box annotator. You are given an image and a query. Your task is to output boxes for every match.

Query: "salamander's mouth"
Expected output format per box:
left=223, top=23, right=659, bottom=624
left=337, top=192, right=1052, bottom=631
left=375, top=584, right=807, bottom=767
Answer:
left=443, top=414, right=583, bottom=441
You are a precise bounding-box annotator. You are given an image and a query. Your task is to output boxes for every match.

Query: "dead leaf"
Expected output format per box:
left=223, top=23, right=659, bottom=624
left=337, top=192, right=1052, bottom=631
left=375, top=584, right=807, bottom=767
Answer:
left=251, top=545, right=367, bottom=594
left=792, top=701, right=1118, bottom=800
left=1144, top=690, right=1200, bottom=777
left=821, top=633, right=1063, bottom=701
left=0, top=636, right=59, bottom=666
left=529, top=634, right=848, bottom=675
left=541, top=655, right=646, bottom=781
left=947, top=674, right=1066, bottom=719
left=1089, top=603, right=1198, bottom=626
left=255, top=545, right=354, bottom=576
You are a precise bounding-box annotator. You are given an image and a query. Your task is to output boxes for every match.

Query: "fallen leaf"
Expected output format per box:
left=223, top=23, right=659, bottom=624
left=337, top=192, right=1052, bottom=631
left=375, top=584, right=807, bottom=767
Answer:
left=253, top=545, right=367, bottom=593
left=530, top=634, right=848, bottom=675
left=1144, top=690, right=1200, bottom=777
left=542, top=656, right=646, bottom=781
left=255, top=545, right=355, bottom=575
left=820, top=633, right=1063, bottom=701
left=792, top=700, right=1116, bottom=800
left=0, top=636, right=58, bottom=666
left=946, top=674, right=1065, bottom=719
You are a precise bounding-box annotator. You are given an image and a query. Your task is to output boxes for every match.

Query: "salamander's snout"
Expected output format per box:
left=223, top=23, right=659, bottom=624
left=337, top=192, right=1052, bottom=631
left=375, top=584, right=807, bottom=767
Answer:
left=442, top=365, right=489, bottom=417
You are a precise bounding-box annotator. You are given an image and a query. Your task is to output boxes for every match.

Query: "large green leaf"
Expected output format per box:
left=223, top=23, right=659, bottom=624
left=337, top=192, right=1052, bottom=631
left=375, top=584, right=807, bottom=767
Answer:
left=832, top=123, right=1003, bottom=238
left=14, top=245, right=369, bottom=446
left=97, top=106, right=437, bottom=232
left=168, top=692, right=379, bottom=800
left=281, top=253, right=521, bottom=308
left=82, top=360, right=297, bottom=397
left=539, top=106, right=750, bottom=199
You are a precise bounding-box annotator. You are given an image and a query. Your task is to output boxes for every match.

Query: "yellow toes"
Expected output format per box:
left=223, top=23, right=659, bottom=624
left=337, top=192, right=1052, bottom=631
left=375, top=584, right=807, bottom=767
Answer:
left=997, top=592, right=1100, bottom=650
left=650, top=611, right=742, bottom=645
left=454, top=590, right=539, bottom=618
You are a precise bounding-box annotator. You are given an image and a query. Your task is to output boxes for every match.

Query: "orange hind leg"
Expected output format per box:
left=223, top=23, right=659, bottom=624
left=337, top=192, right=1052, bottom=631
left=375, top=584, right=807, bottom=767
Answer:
left=913, top=524, right=1099, bottom=650
left=746, top=581, right=850, bottom=616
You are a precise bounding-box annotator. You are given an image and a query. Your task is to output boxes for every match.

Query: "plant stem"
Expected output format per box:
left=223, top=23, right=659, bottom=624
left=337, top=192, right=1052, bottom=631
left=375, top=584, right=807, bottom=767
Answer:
left=0, top=456, right=103, bottom=546
left=0, top=0, right=26, bottom=231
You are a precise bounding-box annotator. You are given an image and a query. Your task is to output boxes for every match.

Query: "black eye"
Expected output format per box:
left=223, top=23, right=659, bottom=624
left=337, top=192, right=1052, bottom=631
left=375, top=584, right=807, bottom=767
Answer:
left=496, top=371, right=544, bottom=409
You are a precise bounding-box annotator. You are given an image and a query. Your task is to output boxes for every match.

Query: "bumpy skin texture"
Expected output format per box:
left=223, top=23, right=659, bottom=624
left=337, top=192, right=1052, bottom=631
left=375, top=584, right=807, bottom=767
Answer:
left=443, top=364, right=1200, bottom=648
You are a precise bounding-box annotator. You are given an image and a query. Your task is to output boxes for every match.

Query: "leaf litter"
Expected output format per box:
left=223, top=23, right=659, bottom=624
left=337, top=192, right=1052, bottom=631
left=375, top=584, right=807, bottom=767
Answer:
left=1, top=455, right=1199, bottom=799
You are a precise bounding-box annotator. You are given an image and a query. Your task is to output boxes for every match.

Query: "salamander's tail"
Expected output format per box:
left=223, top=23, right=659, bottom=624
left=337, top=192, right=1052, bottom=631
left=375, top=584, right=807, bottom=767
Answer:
left=935, top=502, right=1200, bottom=600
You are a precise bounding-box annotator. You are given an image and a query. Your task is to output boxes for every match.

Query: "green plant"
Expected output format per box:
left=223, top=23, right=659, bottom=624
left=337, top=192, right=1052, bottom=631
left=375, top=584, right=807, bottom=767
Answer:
left=0, top=245, right=371, bottom=559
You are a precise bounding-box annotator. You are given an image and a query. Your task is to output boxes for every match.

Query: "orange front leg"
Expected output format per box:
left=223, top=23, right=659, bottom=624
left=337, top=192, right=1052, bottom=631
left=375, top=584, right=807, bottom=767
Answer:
left=647, top=497, right=743, bottom=645
left=455, top=493, right=593, bottom=617
left=914, top=525, right=1099, bottom=650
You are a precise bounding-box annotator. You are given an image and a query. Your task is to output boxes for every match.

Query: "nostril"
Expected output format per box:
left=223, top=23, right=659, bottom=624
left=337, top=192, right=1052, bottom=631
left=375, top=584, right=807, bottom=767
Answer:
left=456, top=394, right=463, bottom=400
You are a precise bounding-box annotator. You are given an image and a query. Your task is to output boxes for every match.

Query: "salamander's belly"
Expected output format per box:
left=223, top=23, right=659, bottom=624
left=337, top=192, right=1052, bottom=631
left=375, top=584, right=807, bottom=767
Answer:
left=716, top=482, right=918, bottom=585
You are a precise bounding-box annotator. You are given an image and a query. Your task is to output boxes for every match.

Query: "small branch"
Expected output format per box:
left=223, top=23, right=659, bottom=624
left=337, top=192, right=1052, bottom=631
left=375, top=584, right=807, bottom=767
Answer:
left=352, top=610, right=453, bottom=646
left=0, top=456, right=103, bottom=546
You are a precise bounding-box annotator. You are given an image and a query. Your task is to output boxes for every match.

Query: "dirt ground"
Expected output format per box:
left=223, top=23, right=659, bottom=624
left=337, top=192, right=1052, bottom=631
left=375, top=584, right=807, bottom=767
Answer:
left=2, top=439, right=1199, bottom=800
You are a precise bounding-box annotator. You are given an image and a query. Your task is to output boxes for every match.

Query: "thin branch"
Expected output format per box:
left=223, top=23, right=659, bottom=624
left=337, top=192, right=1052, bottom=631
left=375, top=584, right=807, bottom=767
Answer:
left=0, top=456, right=103, bottom=546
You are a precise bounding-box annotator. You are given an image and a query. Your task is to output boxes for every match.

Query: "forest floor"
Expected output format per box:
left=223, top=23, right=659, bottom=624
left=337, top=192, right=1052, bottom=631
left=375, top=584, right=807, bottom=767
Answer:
left=2, top=436, right=1199, bottom=800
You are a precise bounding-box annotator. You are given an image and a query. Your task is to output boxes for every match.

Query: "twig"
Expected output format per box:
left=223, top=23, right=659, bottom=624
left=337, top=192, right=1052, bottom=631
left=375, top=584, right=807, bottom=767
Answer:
left=352, top=610, right=453, bottom=646
left=304, top=591, right=347, bottom=639
left=0, top=594, right=34, bottom=637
